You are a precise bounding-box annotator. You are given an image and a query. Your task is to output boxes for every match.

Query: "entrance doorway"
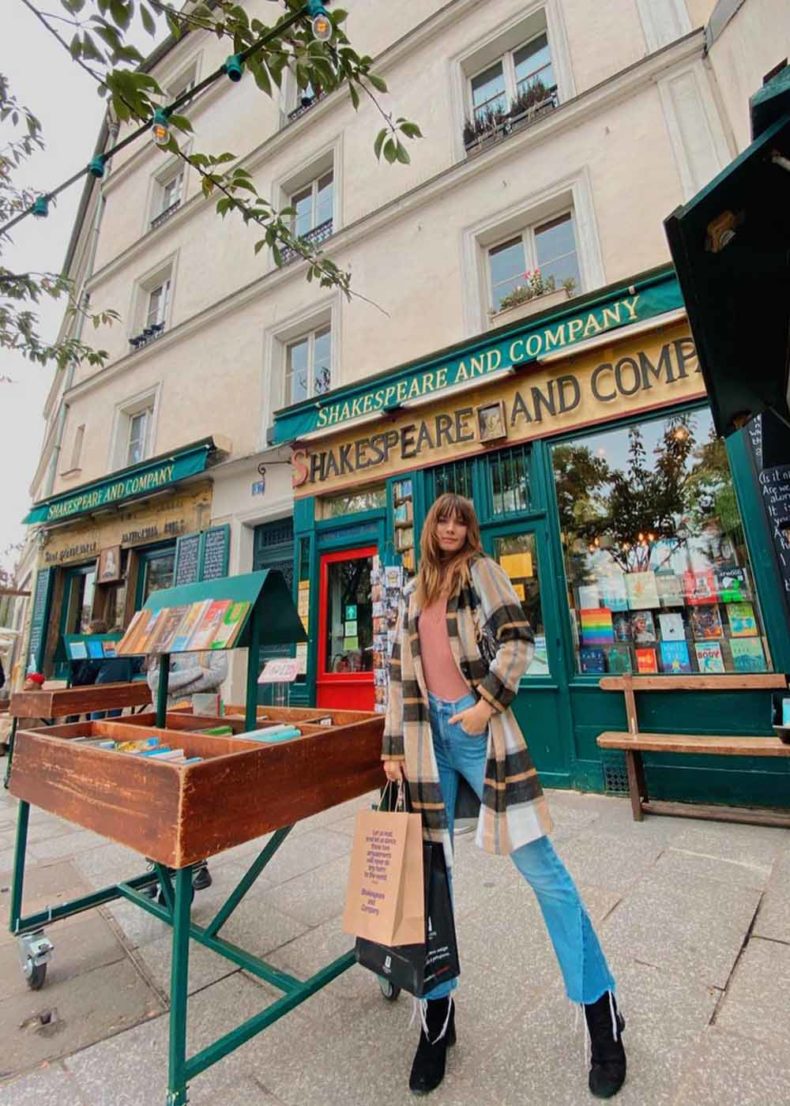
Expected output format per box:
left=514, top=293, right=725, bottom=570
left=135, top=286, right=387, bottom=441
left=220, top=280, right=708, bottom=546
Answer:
left=317, top=545, right=376, bottom=709
left=253, top=518, right=295, bottom=703
left=55, top=563, right=97, bottom=678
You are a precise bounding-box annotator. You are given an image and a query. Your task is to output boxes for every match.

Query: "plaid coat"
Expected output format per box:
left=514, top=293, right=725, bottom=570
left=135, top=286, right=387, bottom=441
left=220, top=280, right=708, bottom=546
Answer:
left=383, top=554, right=553, bottom=858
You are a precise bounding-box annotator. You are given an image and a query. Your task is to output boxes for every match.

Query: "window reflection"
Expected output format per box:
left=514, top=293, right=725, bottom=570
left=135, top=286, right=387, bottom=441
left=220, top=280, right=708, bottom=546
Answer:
left=551, top=410, right=771, bottom=675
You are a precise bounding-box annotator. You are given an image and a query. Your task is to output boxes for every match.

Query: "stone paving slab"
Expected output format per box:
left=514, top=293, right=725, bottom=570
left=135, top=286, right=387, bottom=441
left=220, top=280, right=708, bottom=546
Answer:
left=650, top=845, right=773, bottom=892
left=0, top=958, right=163, bottom=1078
left=557, top=829, right=665, bottom=895
left=673, top=1026, right=790, bottom=1106
left=753, top=851, right=790, bottom=943
left=0, top=1063, right=87, bottom=1106
left=264, top=853, right=351, bottom=928
left=0, top=860, right=91, bottom=944
left=714, top=935, right=790, bottom=1047
left=601, top=867, right=761, bottom=990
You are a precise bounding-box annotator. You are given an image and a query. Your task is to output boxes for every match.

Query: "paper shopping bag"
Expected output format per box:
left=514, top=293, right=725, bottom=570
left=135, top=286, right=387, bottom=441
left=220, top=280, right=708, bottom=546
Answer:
left=356, top=841, right=460, bottom=997
left=342, top=806, right=425, bottom=946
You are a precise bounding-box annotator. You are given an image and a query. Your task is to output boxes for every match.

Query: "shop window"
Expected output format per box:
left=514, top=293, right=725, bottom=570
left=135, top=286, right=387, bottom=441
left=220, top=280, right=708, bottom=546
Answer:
left=491, top=532, right=549, bottom=676
left=489, top=445, right=530, bottom=515
left=488, top=212, right=580, bottom=312
left=284, top=325, right=332, bottom=406
left=320, top=485, right=386, bottom=519
left=324, top=555, right=373, bottom=673
left=428, top=458, right=475, bottom=501
left=551, top=409, right=772, bottom=677
left=140, top=548, right=175, bottom=604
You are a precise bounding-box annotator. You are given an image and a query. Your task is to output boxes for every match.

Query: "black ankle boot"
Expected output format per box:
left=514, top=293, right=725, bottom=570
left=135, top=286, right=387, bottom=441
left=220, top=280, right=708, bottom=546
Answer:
left=584, top=991, right=626, bottom=1098
left=409, top=997, right=455, bottom=1095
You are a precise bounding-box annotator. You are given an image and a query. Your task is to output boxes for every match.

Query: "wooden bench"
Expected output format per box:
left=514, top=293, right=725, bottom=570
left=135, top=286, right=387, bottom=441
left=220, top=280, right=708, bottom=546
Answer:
left=597, top=674, right=790, bottom=828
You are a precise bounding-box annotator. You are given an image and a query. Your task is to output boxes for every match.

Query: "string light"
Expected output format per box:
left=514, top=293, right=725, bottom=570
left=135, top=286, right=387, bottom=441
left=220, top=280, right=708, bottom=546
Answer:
left=223, top=54, right=244, bottom=82
left=0, top=3, right=323, bottom=237
left=308, top=0, right=332, bottom=41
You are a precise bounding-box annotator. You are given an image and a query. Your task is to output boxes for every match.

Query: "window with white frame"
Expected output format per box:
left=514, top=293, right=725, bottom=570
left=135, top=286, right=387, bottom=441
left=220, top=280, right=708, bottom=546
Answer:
left=291, top=170, right=333, bottom=239
left=70, top=424, right=85, bottom=471
left=131, top=265, right=173, bottom=350
left=284, top=326, right=332, bottom=406
left=168, top=63, right=197, bottom=103
left=146, top=279, right=170, bottom=330
left=469, top=30, right=556, bottom=126
left=151, top=165, right=184, bottom=227
left=488, top=212, right=580, bottom=312
left=114, top=393, right=157, bottom=469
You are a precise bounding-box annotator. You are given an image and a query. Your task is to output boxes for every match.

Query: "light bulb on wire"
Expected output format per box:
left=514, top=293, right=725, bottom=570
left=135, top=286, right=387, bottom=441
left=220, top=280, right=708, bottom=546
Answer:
left=308, top=0, right=332, bottom=40
left=151, top=109, right=171, bottom=147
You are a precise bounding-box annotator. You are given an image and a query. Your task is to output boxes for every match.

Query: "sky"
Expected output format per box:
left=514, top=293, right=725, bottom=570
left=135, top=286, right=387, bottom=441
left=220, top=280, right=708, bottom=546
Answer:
left=0, top=4, right=164, bottom=577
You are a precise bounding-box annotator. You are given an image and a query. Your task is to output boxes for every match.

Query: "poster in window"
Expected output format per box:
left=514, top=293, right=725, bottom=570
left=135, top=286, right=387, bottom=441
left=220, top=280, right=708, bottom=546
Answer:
left=689, top=606, right=723, bottom=640
left=730, top=638, right=766, bottom=671
left=659, top=641, right=692, bottom=674
left=726, top=602, right=758, bottom=637
left=605, top=645, right=633, bottom=673
left=631, top=610, right=657, bottom=644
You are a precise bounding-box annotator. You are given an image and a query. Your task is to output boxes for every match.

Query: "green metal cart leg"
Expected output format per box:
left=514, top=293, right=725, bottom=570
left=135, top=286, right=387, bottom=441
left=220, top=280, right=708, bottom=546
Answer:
left=10, top=799, right=30, bottom=932
left=167, top=865, right=193, bottom=1106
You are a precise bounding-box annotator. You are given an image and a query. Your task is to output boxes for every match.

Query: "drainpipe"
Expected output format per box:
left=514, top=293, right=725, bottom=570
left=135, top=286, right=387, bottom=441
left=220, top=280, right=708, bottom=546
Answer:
left=43, top=119, right=117, bottom=496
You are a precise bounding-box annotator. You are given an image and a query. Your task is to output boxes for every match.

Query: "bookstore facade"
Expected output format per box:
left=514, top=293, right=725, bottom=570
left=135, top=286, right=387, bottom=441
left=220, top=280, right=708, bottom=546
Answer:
left=274, top=267, right=790, bottom=806
left=22, top=439, right=221, bottom=678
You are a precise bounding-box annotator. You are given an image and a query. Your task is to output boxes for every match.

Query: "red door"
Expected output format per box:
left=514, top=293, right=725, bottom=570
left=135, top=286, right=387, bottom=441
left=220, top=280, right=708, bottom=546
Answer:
left=317, top=546, right=376, bottom=710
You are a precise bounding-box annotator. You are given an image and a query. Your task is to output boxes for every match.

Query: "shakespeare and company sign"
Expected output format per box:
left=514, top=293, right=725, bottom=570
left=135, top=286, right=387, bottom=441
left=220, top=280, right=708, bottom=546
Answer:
left=292, top=326, right=705, bottom=495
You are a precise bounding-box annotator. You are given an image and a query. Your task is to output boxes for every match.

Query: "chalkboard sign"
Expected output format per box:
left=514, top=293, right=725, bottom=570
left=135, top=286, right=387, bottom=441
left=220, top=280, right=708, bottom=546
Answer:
left=201, top=525, right=230, bottom=581
left=28, top=568, right=53, bottom=672
left=759, top=464, right=790, bottom=599
left=746, top=414, right=763, bottom=471
left=174, top=533, right=201, bottom=586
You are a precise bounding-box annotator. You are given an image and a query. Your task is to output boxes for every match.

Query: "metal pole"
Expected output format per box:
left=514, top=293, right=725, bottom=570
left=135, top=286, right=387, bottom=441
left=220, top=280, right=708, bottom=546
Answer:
left=166, top=865, right=193, bottom=1106
left=156, top=653, right=169, bottom=728
left=10, top=800, right=30, bottom=933
left=245, top=609, right=261, bottom=733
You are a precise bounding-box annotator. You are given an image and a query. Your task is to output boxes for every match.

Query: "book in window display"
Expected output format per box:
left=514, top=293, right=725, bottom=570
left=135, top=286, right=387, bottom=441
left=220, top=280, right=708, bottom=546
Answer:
left=730, top=638, right=766, bottom=672
left=605, top=644, right=633, bottom=674
left=188, top=599, right=232, bottom=651
left=577, top=584, right=600, bottom=610
left=726, top=602, right=758, bottom=637
left=659, top=640, right=692, bottom=674
left=631, top=610, right=657, bottom=644
left=148, top=605, right=189, bottom=654
left=683, top=569, right=717, bottom=605
left=612, top=612, right=632, bottom=642
left=655, top=573, right=684, bottom=607
left=598, top=573, right=628, bottom=612
left=694, top=641, right=726, bottom=673
left=688, top=605, right=724, bottom=640
left=714, top=566, right=751, bottom=603
left=625, top=571, right=659, bottom=609
left=658, top=612, right=685, bottom=641
left=579, top=607, right=614, bottom=645
left=171, top=600, right=211, bottom=653
left=634, top=647, right=658, bottom=673
left=579, top=646, right=606, bottom=674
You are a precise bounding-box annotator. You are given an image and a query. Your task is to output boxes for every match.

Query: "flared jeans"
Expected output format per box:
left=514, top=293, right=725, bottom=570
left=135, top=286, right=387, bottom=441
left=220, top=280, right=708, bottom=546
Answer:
left=425, top=692, right=616, bottom=1005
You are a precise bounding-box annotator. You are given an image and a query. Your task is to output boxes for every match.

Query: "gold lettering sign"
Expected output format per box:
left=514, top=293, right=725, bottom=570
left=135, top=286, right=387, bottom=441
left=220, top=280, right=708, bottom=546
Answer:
left=40, top=483, right=212, bottom=565
left=293, top=328, right=704, bottom=497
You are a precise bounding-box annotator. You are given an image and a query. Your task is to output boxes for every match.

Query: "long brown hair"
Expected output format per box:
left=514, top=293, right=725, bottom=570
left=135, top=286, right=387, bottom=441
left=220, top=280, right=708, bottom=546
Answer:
left=415, top=493, right=483, bottom=606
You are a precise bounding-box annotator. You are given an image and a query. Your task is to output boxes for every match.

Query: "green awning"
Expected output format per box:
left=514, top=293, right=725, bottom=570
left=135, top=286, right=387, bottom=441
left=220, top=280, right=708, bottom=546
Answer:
left=665, top=72, right=790, bottom=436
left=142, top=569, right=307, bottom=648
left=24, top=439, right=215, bottom=526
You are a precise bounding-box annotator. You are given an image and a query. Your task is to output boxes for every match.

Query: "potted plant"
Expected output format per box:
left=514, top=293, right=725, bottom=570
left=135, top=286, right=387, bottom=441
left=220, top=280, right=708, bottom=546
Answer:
left=490, top=270, right=576, bottom=326
left=463, top=106, right=507, bottom=154
left=508, top=79, right=557, bottom=130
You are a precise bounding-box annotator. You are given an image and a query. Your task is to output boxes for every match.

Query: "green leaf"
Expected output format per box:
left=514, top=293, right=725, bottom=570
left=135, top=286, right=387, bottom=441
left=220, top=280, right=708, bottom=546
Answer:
left=374, top=128, right=386, bottom=160
left=367, top=72, right=387, bottom=93
left=254, top=239, right=266, bottom=255
left=140, top=4, right=156, bottom=35
left=348, top=82, right=359, bottom=110
left=395, top=140, right=411, bottom=164
left=399, top=121, right=422, bottom=139
left=169, top=113, right=193, bottom=133
left=383, top=138, right=397, bottom=164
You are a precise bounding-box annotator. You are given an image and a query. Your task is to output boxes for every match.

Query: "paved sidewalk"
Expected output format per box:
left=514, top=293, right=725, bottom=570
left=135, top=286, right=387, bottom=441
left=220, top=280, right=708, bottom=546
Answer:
left=1, top=778, right=788, bottom=1106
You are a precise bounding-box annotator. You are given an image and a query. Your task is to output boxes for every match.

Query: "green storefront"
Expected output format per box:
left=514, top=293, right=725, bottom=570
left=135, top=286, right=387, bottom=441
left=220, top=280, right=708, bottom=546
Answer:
left=272, top=266, right=789, bottom=809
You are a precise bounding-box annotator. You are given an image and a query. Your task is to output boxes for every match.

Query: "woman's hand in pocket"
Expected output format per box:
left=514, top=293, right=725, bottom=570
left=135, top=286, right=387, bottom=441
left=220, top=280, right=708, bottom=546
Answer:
left=449, top=699, right=494, bottom=736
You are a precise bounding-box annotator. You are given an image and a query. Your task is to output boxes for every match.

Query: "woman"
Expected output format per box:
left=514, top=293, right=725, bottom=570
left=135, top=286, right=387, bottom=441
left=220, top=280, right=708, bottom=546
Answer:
left=382, top=493, right=625, bottom=1098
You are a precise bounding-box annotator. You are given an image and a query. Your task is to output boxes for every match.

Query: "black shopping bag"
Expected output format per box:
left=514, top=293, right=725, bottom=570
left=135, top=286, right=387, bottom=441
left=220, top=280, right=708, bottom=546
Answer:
left=355, top=841, right=460, bottom=998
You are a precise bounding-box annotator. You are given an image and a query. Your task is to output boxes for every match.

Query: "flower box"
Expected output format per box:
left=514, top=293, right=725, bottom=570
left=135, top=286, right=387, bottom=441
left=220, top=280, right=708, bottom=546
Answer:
left=490, top=286, right=571, bottom=327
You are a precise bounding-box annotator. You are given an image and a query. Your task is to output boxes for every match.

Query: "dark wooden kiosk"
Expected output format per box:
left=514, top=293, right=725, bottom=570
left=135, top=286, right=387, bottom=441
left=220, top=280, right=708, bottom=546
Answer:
left=7, top=570, right=384, bottom=1106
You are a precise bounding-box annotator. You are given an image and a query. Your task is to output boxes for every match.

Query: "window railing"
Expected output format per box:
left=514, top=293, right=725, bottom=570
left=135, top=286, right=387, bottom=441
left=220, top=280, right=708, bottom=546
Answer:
left=129, top=322, right=165, bottom=351
left=463, top=85, right=559, bottom=155
left=287, top=90, right=326, bottom=122
left=280, top=218, right=334, bottom=264
left=150, top=200, right=181, bottom=230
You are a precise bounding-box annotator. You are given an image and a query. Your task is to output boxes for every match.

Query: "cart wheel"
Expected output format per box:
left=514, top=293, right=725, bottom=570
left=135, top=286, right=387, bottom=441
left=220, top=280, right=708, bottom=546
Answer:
left=25, top=960, right=47, bottom=990
left=379, top=977, right=401, bottom=1002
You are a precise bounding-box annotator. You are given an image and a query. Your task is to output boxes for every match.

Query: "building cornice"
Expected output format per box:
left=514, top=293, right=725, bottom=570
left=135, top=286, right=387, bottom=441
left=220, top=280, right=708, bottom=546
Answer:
left=68, top=29, right=704, bottom=405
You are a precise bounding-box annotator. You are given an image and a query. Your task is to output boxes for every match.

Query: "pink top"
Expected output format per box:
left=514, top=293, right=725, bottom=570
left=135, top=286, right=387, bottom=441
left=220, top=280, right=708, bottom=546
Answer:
left=418, top=597, right=470, bottom=701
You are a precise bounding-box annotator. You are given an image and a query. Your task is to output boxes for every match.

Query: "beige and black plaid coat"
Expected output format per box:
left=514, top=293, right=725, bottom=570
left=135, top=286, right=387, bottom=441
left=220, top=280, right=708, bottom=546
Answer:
left=383, top=554, right=553, bottom=857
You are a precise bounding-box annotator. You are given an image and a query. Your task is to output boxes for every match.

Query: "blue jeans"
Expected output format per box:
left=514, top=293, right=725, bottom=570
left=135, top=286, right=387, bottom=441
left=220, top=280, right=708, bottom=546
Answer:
left=425, top=692, right=616, bottom=1005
